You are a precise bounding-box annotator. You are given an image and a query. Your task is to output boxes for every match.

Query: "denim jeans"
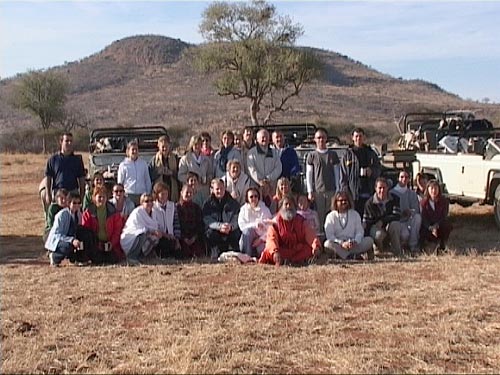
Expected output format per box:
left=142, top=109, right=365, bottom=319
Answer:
left=51, top=241, right=75, bottom=264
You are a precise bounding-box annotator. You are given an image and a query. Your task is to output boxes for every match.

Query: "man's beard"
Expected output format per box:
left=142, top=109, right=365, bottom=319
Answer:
left=281, top=208, right=296, bottom=221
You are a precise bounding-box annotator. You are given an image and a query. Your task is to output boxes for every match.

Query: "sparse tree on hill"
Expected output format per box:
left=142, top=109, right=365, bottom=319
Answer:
left=59, top=108, right=93, bottom=132
left=194, top=0, right=322, bottom=126
left=11, top=70, right=69, bottom=153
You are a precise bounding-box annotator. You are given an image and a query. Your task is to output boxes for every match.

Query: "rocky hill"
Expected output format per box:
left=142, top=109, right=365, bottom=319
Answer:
left=1, top=34, right=499, bottom=146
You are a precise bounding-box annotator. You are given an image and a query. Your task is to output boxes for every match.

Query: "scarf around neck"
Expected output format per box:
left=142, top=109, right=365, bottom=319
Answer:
left=218, top=145, right=233, bottom=173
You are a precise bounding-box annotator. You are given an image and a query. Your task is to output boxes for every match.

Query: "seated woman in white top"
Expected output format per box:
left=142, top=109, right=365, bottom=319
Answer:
left=324, top=191, right=374, bottom=260
left=120, top=193, right=163, bottom=266
left=238, top=187, right=273, bottom=257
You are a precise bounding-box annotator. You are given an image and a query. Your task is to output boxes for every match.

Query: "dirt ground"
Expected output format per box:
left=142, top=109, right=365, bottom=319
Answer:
left=1, top=153, right=500, bottom=373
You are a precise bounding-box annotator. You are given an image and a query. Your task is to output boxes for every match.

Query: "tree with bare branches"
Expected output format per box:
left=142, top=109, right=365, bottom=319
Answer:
left=194, top=0, right=322, bottom=126
left=11, top=70, right=68, bottom=153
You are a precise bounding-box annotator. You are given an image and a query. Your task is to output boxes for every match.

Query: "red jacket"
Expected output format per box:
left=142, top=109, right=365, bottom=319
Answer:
left=82, top=202, right=124, bottom=260
left=420, top=196, right=449, bottom=229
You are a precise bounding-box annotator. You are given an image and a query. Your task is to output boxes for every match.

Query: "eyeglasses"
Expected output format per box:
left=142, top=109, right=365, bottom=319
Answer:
left=113, top=189, right=124, bottom=193
left=336, top=199, right=348, bottom=204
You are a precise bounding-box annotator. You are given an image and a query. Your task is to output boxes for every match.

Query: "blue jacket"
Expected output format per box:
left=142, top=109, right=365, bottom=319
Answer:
left=45, top=208, right=80, bottom=251
left=279, top=147, right=301, bottom=179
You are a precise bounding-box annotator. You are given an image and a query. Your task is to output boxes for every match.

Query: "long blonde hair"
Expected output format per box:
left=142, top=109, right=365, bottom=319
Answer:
left=275, top=177, right=291, bottom=199
left=186, top=135, right=202, bottom=153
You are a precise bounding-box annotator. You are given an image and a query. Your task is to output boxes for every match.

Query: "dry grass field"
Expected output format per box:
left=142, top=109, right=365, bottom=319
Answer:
left=1, top=152, right=500, bottom=374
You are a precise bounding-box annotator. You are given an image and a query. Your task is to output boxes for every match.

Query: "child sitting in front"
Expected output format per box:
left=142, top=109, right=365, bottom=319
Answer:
left=43, top=188, right=68, bottom=242
left=297, top=194, right=322, bottom=237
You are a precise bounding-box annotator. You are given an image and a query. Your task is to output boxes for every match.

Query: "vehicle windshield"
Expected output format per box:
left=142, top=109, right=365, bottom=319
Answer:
left=484, top=139, right=500, bottom=160
left=91, top=154, right=152, bottom=168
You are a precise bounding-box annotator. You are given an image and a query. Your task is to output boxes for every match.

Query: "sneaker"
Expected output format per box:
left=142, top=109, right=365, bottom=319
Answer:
left=74, top=260, right=91, bottom=267
left=127, top=258, right=141, bottom=267
left=48, top=252, right=59, bottom=267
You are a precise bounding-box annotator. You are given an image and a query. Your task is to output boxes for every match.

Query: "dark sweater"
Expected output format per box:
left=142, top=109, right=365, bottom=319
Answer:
left=363, top=194, right=401, bottom=234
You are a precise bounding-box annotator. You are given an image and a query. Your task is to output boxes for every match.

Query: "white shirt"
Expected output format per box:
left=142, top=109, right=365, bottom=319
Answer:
left=324, top=209, right=365, bottom=244
left=238, top=201, right=272, bottom=233
left=117, top=157, right=152, bottom=195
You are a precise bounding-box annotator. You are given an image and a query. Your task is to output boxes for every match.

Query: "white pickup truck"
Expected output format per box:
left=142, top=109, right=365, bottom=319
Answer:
left=392, top=110, right=500, bottom=229
left=412, top=138, right=500, bottom=228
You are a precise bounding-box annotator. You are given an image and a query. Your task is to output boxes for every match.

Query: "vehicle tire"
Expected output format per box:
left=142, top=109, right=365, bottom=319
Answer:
left=495, top=186, right=500, bottom=230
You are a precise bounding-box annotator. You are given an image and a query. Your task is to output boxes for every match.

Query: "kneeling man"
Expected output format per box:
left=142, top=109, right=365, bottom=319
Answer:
left=259, top=195, right=321, bottom=266
left=203, top=178, right=241, bottom=261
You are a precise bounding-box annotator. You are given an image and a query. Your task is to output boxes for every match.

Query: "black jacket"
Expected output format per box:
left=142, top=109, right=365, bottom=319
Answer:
left=202, top=192, right=240, bottom=232
left=363, top=194, right=401, bottom=234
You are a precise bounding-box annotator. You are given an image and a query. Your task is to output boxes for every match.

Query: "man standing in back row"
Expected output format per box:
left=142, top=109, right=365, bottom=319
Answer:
left=271, top=130, right=301, bottom=192
left=247, top=129, right=282, bottom=192
left=306, top=128, right=340, bottom=228
left=340, top=127, right=381, bottom=216
left=44, top=132, right=86, bottom=209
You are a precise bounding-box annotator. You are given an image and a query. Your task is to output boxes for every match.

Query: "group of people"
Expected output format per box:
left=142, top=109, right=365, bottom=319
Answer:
left=43, top=127, right=453, bottom=267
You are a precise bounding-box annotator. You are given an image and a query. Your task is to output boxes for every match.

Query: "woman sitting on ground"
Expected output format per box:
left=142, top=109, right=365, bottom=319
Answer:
left=45, top=192, right=90, bottom=267
left=270, top=177, right=292, bottom=214
left=82, top=186, right=124, bottom=264
left=420, top=180, right=453, bottom=252
left=176, top=185, right=206, bottom=258
left=185, top=171, right=206, bottom=208
left=324, top=191, right=374, bottom=260
left=221, top=159, right=253, bottom=206
left=297, top=194, right=321, bottom=237
left=83, top=171, right=106, bottom=210
left=152, top=182, right=182, bottom=259
left=238, top=187, right=273, bottom=258
left=414, top=172, right=428, bottom=203
left=109, top=183, right=135, bottom=221
left=120, top=193, right=164, bottom=266
left=43, top=188, right=68, bottom=242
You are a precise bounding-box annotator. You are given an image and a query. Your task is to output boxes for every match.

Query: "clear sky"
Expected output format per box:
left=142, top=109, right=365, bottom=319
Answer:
left=1, top=1, right=499, bottom=102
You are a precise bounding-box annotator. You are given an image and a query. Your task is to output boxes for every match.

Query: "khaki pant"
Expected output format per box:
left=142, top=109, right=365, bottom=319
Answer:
left=369, top=221, right=402, bottom=255
left=324, top=237, right=374, bottom=260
